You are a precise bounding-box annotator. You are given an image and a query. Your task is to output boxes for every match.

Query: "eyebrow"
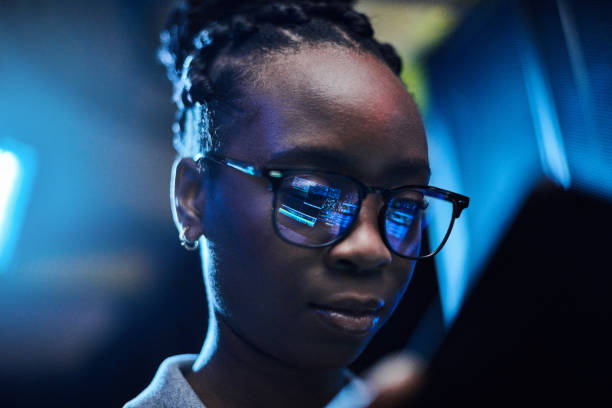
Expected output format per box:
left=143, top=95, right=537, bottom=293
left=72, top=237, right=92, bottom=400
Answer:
left=266, top=146, right=431, bottom=180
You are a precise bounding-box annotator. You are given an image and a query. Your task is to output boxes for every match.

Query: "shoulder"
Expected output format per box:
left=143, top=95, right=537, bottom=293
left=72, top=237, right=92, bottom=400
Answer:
left=123, top=354, right=205, bottom=408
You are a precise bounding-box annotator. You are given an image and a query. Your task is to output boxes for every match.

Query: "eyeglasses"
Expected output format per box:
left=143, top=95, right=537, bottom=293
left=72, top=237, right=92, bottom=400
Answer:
left=195, top=153, right=470, bottom=260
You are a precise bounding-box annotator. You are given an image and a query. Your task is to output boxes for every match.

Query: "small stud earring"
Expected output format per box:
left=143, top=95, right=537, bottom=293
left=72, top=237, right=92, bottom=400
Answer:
left=179, top=226, right=199, bottom=251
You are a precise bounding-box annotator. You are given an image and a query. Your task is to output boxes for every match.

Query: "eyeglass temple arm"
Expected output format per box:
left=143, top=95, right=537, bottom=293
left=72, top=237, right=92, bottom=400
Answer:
left=452, top=195, right=470, bottom=218
left=422, top=186, right=470, bottom=219
left=194, top=153, right=264, bottom=178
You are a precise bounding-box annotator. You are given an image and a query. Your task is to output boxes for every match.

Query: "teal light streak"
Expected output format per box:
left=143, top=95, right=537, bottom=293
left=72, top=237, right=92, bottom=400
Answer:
left=227, top=161, right=256, bottom=176
left=279, top=205, right=316, bottom=227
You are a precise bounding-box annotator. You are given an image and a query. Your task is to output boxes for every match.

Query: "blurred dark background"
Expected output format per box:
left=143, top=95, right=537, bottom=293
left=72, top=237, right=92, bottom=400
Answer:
left=0, top=0, right=610, bottom=406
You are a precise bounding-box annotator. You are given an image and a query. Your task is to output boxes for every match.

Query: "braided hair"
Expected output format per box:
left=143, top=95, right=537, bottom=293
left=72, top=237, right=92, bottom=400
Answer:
left=159, top=0, right=404, bottom=158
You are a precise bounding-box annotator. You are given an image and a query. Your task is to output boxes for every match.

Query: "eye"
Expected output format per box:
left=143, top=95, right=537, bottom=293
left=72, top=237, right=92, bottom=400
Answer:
left=390, top=192, right=429, bottom=212
left=396, top=198, right=429, bottom=211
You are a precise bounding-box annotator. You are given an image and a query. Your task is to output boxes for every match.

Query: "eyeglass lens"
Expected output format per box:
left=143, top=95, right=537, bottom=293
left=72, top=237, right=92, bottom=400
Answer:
left=273, top=173, right=454, bottom=258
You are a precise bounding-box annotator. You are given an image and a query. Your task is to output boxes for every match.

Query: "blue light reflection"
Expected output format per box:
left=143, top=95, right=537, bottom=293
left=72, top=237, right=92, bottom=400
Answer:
left=0, top=139, right=36, bottom=272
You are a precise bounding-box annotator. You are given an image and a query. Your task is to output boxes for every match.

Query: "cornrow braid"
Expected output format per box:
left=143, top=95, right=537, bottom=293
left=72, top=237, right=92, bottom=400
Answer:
left=159, top=0, right=404, bottom=158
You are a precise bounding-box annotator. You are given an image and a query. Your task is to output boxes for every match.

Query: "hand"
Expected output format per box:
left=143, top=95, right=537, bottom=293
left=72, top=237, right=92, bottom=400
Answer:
left=363, top=352, right=426, bottom=408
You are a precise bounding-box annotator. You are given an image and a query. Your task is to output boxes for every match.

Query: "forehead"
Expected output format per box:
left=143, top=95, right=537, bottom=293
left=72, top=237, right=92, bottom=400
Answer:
left=225, top=45, right=429, bottom=184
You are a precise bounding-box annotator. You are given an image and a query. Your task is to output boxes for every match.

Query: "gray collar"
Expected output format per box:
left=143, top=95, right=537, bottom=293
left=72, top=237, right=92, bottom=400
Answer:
left=124, top=354, right=374, bottom=408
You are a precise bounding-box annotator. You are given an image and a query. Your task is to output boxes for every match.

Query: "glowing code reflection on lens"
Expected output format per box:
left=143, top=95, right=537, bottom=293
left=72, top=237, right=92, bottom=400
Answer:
left=278, top=205, right=316, bottom=227
left=276, top=174, right=361, bottom=245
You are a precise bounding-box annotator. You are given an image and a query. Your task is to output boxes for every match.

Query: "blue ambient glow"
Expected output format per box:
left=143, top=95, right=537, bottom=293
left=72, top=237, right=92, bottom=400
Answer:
left=519, top=18, right=572, bottom=189
left=0, top=150, right=19, bottom=230
left=554, top=0, right=612, bottom=199
left=0, top=141, right=36, bottom=272
left=422, top=0, right=580, bottom=326
left=425, top=111, right=471, bottom=327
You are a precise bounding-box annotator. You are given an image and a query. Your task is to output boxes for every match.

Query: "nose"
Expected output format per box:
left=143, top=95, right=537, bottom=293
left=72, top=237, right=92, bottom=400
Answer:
left=325, top=195, right=392, bottom=273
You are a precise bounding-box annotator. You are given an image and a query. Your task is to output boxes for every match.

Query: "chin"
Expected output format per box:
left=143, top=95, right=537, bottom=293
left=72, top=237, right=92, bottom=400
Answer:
left=278, top=334, right=376, bottom=371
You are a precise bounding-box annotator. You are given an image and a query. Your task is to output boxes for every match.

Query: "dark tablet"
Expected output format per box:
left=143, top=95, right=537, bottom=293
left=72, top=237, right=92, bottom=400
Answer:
left=412, top=182, right=612, bottom=407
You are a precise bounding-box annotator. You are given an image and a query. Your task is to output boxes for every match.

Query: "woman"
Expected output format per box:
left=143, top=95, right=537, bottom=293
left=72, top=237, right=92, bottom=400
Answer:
left=125, top=0, right=469, bottom=406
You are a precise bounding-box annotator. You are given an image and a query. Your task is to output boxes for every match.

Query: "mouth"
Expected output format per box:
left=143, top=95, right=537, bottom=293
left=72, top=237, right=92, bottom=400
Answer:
left=309, top=298, right=383, bottom=336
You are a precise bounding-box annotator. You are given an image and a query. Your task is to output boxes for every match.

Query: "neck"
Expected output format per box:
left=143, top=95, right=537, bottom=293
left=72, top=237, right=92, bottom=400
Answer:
left=185, top=309, right=350, bottom=408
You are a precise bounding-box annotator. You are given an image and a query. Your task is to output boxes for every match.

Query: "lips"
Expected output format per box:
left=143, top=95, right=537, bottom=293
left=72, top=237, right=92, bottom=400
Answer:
left=309, top=296, right=384, bottom=336
left=314, top=296, right=383, bottom=313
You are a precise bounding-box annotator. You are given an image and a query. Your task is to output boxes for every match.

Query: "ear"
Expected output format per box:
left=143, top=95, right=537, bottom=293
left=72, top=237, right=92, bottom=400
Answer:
left=171, top=157, right=206, bottom=243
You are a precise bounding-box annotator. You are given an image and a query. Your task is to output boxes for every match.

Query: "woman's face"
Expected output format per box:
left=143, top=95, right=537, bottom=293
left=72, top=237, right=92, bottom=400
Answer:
left=196, top=45, right=429, bottom=369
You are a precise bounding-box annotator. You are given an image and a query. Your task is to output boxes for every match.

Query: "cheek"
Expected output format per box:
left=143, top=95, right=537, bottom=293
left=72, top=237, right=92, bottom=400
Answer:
left=205, top=177, right=274, bottom=258
left=387, top=260, right=417, bottom=313
left=203, top=188, right=338, bottom=366
left=202, top=180, right=314, bottom=317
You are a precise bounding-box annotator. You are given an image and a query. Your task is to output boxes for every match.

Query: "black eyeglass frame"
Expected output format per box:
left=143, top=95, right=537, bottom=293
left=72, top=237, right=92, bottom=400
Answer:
left=195, top=152, right=470, bottom=260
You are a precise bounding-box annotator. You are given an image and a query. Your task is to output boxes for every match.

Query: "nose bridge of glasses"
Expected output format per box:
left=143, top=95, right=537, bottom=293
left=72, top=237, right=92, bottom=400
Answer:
left=345, top=182, right=388, bottom=226
left=356, top=190, right=387, bottom=222
left=361, top=185, right=391, bottom=205
left=337, top=192, right=393, bottom=264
